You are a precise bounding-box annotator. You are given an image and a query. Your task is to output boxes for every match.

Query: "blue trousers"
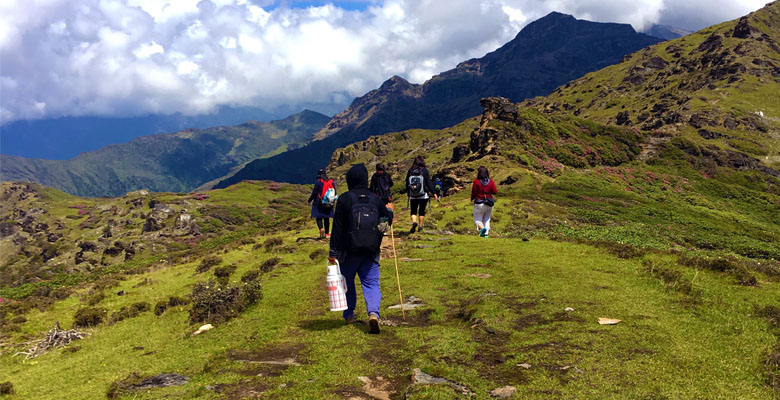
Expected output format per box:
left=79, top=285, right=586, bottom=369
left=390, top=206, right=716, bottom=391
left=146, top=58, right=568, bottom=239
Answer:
left=340, top=253, right=381, bottom=320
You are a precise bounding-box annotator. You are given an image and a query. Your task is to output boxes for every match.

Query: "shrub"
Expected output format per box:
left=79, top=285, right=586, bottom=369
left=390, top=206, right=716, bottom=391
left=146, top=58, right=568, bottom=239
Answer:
left=73, top=307, right=107, bottom=328
left=260, top=257, right=281, bottom=273
left=108, top=302, right=150, bottom=325
left=196, top=256, right=222, bottom=273
left=593, top=240, right=646, bottom=259
left=213, top=265, right=237, bottom=278
left=51, top=288, right=72, bottom=300
left=85, top=292, right=105, bottom=306
left=309, top=248, right=328, bottom=261
left=168, top=296, right=189, bottom=307
left=643, top=260, right=693, bottom=295
left=154, top=300, right=168, bottom=316
left=241, top=270, right=261, bottom=283
left=677, top=254, right=758, bottom=286
left=0, top=381, right=14, bottom=395
left=263, top=237, right=283, bottom=251
left=189, top=280, right=262, bottom=324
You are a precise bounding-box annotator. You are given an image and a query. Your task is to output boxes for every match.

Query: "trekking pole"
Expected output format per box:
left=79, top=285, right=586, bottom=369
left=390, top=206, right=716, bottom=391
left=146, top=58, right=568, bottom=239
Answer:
left=389, top=225, right=405, bottom=320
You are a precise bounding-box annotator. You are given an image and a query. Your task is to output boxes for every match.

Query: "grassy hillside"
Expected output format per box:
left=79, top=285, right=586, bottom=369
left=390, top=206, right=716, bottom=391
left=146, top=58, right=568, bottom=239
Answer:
left=526, top=1, right=780, bottom=171
left=0, top=110, right=329, bottom=197
left=0, top=180, right=777, bottom=399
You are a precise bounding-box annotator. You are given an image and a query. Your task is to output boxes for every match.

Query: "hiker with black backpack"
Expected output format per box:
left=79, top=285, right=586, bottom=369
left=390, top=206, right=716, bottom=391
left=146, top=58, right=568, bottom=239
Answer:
left=307, top=169, right=337, bottom=238
left=471, top=166, right=497, bottom=238
left=405, top=156, right=438, bottom=234
left=328, top=163, right=394, bottom=334
left=369, top=163, right=394, bottom=210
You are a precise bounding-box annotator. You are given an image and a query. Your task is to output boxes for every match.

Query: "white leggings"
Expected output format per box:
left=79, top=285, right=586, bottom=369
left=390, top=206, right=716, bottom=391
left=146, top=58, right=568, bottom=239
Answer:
left=473, top=203, right=493, bottom=234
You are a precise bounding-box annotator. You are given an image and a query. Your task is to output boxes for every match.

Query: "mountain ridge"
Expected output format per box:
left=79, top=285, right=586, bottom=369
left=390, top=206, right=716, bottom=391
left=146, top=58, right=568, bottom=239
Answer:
left=0, top=110, right=329, bottom=197
left=216, top=11, right=662, bottom=187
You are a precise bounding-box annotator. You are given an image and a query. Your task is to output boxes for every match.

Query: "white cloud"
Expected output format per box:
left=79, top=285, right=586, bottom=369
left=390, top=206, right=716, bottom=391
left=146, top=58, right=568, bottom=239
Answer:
left=133, top=41, right=165, bottom=58
left=0, top=0, right=768, bottom=123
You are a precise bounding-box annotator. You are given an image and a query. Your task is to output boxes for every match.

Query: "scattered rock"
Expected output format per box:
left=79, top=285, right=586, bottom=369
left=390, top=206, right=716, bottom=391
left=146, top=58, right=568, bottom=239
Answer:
left=399, top=258, right=424, bottom=262
left=598, top=318, right=621, bottom=325
left=411, top=368, right=473, bottom=397
left=465, top=273, right=492, bottom=279
left=388, top=296, right=425, bottom=310
left=107, top=373, right=188, bottom=398
left=564, top=307, right=575, bottom=312
left=517, top=363, right=532, bottom=369
left=489, top=385, right=517, bottom=398
left=192, top=323, right=214, bottom=336
left=173, top=213, right=200, bottom=236
left=451, top=144, right=471, bottom=163
left=356, top=376, right=392, bottom=400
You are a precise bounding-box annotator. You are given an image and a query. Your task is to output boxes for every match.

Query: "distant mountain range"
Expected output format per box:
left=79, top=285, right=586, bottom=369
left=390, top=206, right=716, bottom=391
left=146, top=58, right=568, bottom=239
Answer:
left=0, top=111, right=329, bottom=197
left=0, top=106, right=285, bottom=160
left=215, top=12, right=662, bottom=187
left=645, top=24, right=693, bottom=40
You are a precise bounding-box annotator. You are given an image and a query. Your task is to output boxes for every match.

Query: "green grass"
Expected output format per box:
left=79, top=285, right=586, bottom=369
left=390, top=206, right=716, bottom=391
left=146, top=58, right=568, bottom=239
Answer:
left=1, top=192, right=778, bottom=398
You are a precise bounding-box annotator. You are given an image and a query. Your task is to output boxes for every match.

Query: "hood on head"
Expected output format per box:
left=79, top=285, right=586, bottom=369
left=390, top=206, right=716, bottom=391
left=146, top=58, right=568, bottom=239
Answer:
left=346, top=163, right=369, bottom=190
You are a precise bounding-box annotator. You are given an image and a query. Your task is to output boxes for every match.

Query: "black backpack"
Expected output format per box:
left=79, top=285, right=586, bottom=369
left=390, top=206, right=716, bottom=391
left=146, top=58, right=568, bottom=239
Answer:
left=408, top=170, right=425, bottom=198
left=376, top=174, right=392, bottom=202
left=347, top=193, right=383, bottom=253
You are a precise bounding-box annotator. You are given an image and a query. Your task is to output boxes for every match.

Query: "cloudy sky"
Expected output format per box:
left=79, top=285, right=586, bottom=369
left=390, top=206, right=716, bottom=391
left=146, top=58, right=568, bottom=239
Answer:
left=0, top=0, right=768, bottom=123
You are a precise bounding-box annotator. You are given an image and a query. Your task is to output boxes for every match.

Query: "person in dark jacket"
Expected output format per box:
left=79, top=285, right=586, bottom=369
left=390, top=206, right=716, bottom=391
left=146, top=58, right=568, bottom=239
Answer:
left=470, top=166, right=497, bottom=238
left=328, top=163, right=393, bottom=333
left=307, top=169, right=336, bottom=238
left=369, top=163, right=394, bottom=210
left=405, top=156, right=437, bottom=233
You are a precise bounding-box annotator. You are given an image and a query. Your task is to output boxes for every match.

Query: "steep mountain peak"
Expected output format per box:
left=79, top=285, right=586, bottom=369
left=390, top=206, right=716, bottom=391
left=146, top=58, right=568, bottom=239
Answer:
left=379, top=75, right=414, bottom=91
left=217, top=13, right=661, bottom=186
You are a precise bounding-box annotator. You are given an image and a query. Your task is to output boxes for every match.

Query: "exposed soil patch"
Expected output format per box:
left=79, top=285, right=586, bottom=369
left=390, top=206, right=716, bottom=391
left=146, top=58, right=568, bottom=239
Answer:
left=514, top=313, right=548, bottom=330
left=332, top=388, right=373, bottom=400
left=362, top=330, right=414, bottom=379
left=213, top=380, right=269, bottom=399
left=471, top=328, right=528, bottom=386
left=227, top=343, right=305, bottom=378
left=381, top=309, right=434, bottom=328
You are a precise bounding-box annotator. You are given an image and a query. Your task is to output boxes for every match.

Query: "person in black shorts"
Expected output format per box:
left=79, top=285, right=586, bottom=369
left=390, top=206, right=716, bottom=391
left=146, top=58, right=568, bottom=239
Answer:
left=405, top=156, right=437, bottom=234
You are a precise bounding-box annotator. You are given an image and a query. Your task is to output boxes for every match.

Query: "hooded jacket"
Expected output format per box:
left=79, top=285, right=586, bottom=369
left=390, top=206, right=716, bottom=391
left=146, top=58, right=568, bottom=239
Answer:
left=329, top=163, right=394, bottom=260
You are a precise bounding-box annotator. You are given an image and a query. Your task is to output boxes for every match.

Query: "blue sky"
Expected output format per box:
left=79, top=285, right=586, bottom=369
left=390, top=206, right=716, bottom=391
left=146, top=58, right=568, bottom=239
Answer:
left=0, top=0, right=768, bottom=123
left=265, top=1, right=372, bottom=11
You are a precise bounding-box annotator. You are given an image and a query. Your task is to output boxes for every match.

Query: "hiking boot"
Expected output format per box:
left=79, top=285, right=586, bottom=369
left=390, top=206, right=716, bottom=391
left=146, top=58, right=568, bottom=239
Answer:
left=319, top=229, right=325, bottom=238
left=479, top=227, right=487, bottom=237
left=417, top=225, right=423, bottom=232
left=345, top=316, right=358, bottom=324
left=325, top=233, right=331, bottom=239
left=409, top=223, right=418, bottom=234
left=368, top=313, right=380, bottom=334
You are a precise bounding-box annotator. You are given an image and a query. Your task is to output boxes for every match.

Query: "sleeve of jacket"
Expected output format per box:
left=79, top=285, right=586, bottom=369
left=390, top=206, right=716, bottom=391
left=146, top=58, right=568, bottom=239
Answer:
left=404, top=170, right=411, bottom=194
left=369, top=174, right=377, bottom=194
left=387, top=174, right=393, bottom=188
left=471, top=180, right=478, bottom=200
left=307, top=181, right=320, bottom=203
left=328, top=193, right=349, bottom=258
left=489, top=180, right=498, bottom=196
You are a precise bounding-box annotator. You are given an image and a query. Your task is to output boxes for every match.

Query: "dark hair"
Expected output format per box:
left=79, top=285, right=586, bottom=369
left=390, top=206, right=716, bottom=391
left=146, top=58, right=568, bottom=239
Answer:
left=410, top=156, right=426, bottom=171
left=376, top=163, right=386, bottom=172
left=317, top=169, right=328, bottom=180
left=477, top=166, right=489, bottom=180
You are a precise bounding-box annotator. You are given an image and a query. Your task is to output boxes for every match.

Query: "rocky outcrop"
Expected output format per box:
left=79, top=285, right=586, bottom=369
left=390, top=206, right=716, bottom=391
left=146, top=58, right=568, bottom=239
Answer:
left=173, top=214, right=200, bottom=236
left=142, top=204, right=174, bottom=233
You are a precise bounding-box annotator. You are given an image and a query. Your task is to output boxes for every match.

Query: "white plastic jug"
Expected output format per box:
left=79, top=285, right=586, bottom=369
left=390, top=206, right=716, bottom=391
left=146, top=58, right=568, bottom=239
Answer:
left=326, top=260, right=348, bottom=311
